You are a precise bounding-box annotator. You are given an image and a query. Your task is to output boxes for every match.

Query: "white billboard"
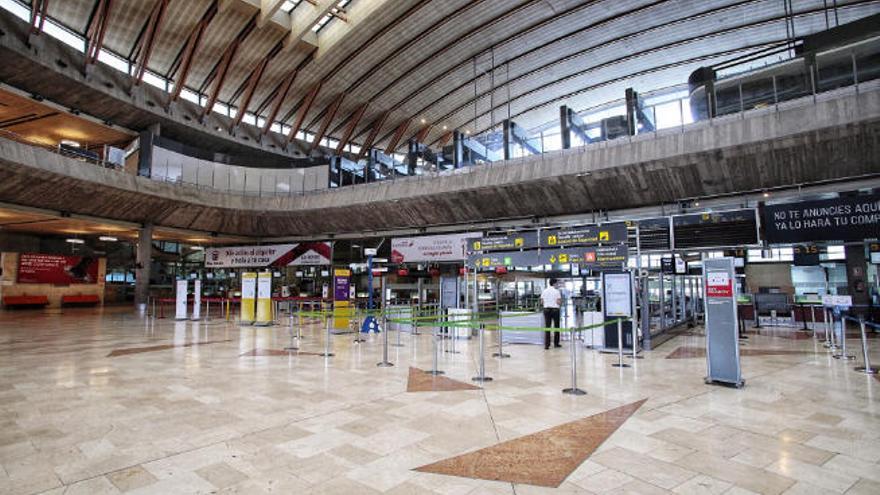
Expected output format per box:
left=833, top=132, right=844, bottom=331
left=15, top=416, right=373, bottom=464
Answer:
left=205, top=243, right=331, bottom=268
left=391, top=233, right=475, bottom=263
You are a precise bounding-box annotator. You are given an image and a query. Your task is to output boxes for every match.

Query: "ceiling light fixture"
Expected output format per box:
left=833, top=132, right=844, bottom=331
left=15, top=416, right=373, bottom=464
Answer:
left=65, top=238, right=85, bottom=244
left=99, top=236, right=118, bottom=242
left=190, top=246, right=204, bottom=251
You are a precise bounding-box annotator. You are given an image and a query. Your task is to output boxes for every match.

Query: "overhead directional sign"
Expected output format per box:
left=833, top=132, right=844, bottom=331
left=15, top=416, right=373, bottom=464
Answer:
left=540, top=222, right=628, bottom=248
left=470, top=231, right=539, bottom=252
left=467, top=245, right=628, bottom=270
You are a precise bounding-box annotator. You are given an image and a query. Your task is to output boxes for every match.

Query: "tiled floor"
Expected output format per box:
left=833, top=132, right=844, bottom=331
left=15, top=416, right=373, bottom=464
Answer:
left=0, top=307, right=878, bottom=494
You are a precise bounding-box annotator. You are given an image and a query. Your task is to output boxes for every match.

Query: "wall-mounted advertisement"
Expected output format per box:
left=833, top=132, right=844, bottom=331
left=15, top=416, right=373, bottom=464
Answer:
left=205, top=242, right=331, bottom=268
left=762, top=193, right=880, bottom=243
left=391, top=233, right=474, bottom=263
left=17, top=254, right=100, bottom=284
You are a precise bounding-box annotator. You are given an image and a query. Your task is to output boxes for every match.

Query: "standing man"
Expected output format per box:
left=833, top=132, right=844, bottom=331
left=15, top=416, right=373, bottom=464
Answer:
left=541, top=278, right=562, bottom=349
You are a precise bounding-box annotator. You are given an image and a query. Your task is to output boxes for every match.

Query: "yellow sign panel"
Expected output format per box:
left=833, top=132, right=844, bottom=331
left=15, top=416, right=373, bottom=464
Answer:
left=598, top=231, right=609, bottom=242
left=558, top=253, right=568, bottom=263
left=482, top=258, right=490, bottom=267
left=334, top=268, right=351, bottom=277
left=514, top=238, right=523, bottom=247
left=547, top=235, right=557, bottom=246
left=473, top=241, right=481, bottom=250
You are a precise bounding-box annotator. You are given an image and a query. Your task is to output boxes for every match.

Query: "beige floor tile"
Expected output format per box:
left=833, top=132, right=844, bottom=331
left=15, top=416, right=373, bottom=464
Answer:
left=195, top=462, right=248, bottom=489
left=592, top=447, right=698, bottom=489
left=765, top=458, right=858, bottom=493
left=675, top=451, right=795, bottom=494
left=843, top=478, right=880, bottom=495
left=106, top=466, right=158, bottom=492
left=820, top=454, right=880, bottom=483
left=672, top=474, right=732, bottom=494
left=0, top=313, right=877, bottom=495
left=62, top=476, right=121, bottom=495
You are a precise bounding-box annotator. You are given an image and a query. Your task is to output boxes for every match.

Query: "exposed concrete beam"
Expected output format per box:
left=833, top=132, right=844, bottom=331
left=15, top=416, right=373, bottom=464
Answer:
left=335, top=103, right=367, bottom=154
left=436, top=130, right=453, bottom=148
left=286, top=82, right=321, bottom=144
left=84, top=0, right=114, bottom=66
left=414, top=124, right=433, bottom=144
left=310, top=92, right=344, bottom=153
left=27, top=0, right=49, bottom=38
left=385, top=118, right=412, bottom=155
left=132, top=0, right=169, bottom=86
left=259, top=0, right=286, bottom=27
left=260, top=69, right=297, bottom=134
left=168, top=1, right=218, bottom=103
left=201, top=15, right=257, bottom=120
left=355, top=110, right=389, bottom=161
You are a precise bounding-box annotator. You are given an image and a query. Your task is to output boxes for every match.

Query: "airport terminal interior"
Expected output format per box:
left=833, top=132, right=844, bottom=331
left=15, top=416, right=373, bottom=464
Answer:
left=1, top=1, right=880, bottom=494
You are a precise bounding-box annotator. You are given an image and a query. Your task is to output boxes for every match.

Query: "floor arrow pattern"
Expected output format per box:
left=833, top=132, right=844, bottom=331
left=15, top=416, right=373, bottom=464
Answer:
left=414, top=398, right=647, bottom=487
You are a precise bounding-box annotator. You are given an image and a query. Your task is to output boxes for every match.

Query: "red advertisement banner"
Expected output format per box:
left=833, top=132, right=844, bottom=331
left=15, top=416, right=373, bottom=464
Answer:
left=17, top=253, right=100, bottom=284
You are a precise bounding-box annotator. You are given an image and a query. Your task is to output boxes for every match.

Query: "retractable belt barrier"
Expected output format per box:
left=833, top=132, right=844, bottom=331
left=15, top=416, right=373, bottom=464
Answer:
left=842, top=316, right=879, bottom=375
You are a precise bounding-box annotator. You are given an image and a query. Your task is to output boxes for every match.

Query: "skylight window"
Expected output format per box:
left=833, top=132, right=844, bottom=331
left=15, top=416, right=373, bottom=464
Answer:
left=313, top=0, right=352, bottom=33
left=280, top=1, right=301, bottom=13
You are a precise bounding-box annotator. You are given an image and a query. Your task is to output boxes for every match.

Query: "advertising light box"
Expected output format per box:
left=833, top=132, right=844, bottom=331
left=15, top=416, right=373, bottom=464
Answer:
left=762, top=193, right=880, bottom=243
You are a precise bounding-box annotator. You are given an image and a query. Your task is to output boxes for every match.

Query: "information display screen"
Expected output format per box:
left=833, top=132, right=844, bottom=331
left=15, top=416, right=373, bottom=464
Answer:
left=673, top=209, right=758, bottom=248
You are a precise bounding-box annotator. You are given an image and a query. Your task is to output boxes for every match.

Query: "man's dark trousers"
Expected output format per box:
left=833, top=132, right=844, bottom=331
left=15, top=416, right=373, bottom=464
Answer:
left=543, top=307, right=560, bottom=348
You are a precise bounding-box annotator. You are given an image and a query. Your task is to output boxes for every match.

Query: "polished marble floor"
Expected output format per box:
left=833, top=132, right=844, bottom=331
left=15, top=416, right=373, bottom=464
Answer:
left=0, top=307, right=878, bottom=494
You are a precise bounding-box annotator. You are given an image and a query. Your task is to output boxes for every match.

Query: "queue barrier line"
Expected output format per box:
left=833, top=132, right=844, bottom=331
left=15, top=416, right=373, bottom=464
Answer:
left=842, top=315, right=878, bottom=375
left=382, top=316, right=628, bottom=334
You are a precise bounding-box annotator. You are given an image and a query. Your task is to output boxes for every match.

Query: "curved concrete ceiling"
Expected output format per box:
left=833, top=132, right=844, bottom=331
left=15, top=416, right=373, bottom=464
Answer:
left=27, top=0, right=880, bottom=155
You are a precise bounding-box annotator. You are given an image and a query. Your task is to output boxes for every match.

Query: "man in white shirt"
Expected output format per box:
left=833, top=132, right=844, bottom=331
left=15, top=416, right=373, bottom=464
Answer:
left=541, top=278, right=562, bottom=349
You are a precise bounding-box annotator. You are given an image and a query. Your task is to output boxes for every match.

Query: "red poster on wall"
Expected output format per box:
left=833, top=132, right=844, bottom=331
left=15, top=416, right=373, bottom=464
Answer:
left=17, top=254, right=100, bottom=284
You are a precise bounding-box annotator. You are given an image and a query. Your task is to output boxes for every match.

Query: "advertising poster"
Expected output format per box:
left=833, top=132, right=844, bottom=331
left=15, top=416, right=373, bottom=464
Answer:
left=240, top=273, right=257, bottom=324
left=333, top=269, right=351, bottom=301
left=175, top=279, right=188, bottom=320
left=205, top=242, right=332, bottom=268
left=17, top=254, right=100, bottom=284
left=391, top=233, right=474, bottom=263
left=255, top=273, right=273, bottom=325
left=762, top=193, right=880, bottom=243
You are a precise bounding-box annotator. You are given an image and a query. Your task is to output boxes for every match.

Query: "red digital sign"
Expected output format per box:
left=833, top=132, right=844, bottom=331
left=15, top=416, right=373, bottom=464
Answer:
left=17, top=254, right=100, bottom=284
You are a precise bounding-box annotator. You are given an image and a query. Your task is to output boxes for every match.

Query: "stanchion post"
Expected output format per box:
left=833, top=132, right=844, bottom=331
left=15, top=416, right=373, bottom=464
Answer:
left=810, top=305, right=816, bottom=332
left=611, top=319, right=630, bottom=368
left=353, top=307, right=366, bottom=343
left=854, top=318, right=878, bottom=374
left=425, top=323, right=444, bottom=375
left=492, top=311, right=510, bottom=358
left=377, top=315, right=393, bottom=367
left=562, top=328, right=586, bottom=395
left=823, top=308, right=833, bottom=348
left=472, top=323, right=493, bottom=382
left=322, top=314, right=335, bottom=357
left=833, top=311, right=855, bottom=360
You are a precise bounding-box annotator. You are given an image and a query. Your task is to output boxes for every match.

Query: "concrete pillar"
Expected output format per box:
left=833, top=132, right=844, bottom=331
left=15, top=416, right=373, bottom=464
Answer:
left=135, top=224, right=153, bottom=311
